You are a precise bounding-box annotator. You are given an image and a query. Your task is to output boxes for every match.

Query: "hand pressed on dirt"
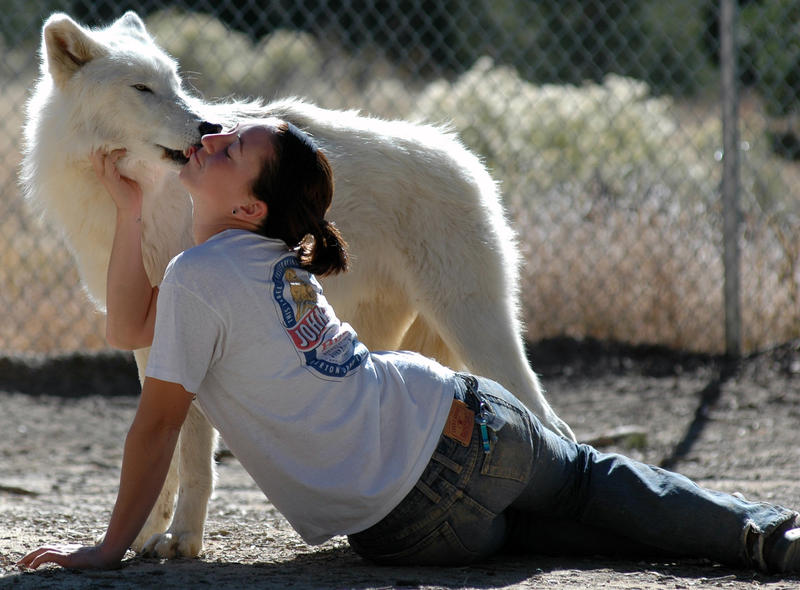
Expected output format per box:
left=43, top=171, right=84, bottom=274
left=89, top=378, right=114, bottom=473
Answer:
left=17, top=543, right=121, bottom=570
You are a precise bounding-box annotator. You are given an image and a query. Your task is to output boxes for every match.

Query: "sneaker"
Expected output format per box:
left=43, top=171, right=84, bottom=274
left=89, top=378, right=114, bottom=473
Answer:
left=765, top=523, right=800, bottom=573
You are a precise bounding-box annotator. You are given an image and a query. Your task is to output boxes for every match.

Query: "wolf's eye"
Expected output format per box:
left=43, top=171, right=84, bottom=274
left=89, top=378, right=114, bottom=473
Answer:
left=132, top=84, right=153, bottom=93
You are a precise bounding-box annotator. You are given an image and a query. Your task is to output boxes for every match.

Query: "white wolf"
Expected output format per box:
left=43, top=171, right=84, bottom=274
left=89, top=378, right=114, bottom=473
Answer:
left=21, top=11, right=574, bottom=558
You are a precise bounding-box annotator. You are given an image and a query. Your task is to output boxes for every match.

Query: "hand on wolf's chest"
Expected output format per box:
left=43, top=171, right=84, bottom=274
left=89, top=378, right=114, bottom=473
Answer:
left=91, top=148, right=144, bottom=218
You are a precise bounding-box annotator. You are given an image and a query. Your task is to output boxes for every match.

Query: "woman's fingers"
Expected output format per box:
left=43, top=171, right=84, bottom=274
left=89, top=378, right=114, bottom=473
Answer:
left=17, top=544, right=116, bottom=570
left=89, top=148, right=142, bottom=208
left=17, top=544, right=84, bottom=569
left=91, top=148, right=126, bottom=179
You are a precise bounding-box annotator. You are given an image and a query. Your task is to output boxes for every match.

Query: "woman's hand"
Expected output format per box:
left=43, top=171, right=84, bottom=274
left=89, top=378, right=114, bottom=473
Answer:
left=17, top=543, right=122, bottom=570
left=97, top=147, right=159, bottom=350
left=91, top=148, right=143, bottom=216
left=17, top=379, right=192, bottom=572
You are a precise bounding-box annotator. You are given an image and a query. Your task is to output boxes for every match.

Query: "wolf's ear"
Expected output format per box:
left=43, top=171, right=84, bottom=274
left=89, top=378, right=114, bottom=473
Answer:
left=42, top=13, right=107, bottom=89
left=112, top=11, right=151, bottom=42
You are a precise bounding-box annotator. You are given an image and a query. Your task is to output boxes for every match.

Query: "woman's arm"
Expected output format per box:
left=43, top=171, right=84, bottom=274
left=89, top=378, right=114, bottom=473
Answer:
left=17, top=377, right=194, bottom=570
left=92, top=149, right=158, bottom=350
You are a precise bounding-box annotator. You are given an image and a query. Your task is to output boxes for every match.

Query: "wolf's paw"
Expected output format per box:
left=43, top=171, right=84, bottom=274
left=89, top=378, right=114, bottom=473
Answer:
left=129, top=512, right=173, bottom=553
left=140, top=530, right=203, bottom=559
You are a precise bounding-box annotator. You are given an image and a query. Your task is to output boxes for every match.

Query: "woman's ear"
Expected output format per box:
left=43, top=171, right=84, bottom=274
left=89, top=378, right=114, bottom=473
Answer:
left=238, top=200, right=267, bottom=222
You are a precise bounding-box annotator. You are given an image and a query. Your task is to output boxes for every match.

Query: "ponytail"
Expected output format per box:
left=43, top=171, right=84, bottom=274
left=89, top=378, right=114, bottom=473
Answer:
left=296, top=220, right=349, bottom=276
left=250, top=120, right=350, bottom=276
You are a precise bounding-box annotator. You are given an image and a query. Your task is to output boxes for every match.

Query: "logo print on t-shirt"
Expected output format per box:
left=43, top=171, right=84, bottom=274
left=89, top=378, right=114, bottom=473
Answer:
left=272, top=255, right=367, bottom=379
left=284, top=268, right=316, bottom=319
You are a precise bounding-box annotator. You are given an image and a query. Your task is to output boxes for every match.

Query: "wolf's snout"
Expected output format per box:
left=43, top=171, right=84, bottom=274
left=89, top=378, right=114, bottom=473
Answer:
left=199, top=121, right=223, bottom=136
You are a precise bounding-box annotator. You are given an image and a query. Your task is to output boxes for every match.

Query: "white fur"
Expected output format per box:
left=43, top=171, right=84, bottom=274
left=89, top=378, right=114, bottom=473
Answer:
left=21, top=11, right=574, bottom=558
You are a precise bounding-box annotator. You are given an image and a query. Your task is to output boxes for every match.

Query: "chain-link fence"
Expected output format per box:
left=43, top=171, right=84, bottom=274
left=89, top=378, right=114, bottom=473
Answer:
left=1, top=0, right=799, bottom=357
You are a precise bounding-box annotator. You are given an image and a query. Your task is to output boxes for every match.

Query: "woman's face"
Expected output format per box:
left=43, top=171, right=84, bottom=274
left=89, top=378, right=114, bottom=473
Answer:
left=179, top=122, right=276, bottom=215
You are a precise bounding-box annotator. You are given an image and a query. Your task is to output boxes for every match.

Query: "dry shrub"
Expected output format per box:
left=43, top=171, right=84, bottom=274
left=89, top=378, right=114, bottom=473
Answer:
left=413, top=59, right=800, bottom=353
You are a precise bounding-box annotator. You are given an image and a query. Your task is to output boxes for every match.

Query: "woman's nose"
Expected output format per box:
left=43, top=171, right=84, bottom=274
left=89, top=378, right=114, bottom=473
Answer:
left=200, top=132, right=231, bottom=152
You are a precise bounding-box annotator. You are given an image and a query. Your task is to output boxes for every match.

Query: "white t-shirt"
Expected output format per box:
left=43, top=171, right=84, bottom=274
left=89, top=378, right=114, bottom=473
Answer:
left=145, top=229, right=455, bottom=544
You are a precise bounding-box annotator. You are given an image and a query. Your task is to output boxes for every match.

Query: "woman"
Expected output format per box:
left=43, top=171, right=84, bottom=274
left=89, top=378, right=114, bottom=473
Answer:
left=18, top=119, right=800, bottom=573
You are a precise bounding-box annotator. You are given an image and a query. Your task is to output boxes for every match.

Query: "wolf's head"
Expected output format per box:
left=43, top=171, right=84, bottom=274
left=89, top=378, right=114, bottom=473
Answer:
left=38, top=11, right=221, bottom=168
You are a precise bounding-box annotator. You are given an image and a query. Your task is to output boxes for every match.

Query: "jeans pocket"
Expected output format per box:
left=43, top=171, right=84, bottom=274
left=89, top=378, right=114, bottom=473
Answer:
left=351, top=520, right=481, bottom=566
left=478, top=393, right=533, bottom=483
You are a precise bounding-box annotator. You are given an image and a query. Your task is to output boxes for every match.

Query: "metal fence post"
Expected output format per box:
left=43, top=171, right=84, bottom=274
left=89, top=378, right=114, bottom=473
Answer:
left=720, top=0, right=742, bottom=357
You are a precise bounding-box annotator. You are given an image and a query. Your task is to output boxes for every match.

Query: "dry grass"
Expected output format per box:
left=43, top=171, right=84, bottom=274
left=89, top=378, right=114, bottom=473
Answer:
left=3, top=11, right=799, bottom=356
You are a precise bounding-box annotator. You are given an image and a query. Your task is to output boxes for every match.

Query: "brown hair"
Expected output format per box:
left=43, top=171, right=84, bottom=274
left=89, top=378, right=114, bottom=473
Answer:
left=251, top=121, right=348, bottom=276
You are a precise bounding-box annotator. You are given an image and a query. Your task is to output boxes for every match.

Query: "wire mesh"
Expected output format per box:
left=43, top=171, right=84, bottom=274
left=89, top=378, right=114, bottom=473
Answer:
left=1, top=0, right=799, bottom=356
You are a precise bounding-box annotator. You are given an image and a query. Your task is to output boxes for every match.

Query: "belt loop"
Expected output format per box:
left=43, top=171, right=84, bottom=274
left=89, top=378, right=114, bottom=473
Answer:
left=453, top=372, right=467, bottom=403
left=457, top=373, right=480, bottom=411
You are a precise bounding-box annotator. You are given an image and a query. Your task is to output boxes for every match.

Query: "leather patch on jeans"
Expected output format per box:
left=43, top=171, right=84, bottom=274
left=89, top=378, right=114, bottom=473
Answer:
left=443, top=399, right=474, bottom=446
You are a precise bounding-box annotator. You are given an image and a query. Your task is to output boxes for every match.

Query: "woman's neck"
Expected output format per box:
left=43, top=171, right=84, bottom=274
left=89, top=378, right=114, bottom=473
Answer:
left=192, top=219, right=260, bottom=244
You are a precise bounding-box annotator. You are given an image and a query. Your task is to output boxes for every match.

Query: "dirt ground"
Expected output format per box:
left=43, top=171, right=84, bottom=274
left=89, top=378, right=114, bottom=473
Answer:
left=1, top=337, right=800, bottom=589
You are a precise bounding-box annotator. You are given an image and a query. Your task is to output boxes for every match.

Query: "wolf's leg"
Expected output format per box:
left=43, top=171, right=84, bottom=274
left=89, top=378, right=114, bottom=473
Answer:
left=123, top=348, right=178, bottom=551
left=141, top=403, right=217, bottom=558
left=402, top=298, right=576, bottom=442
left=461, top=318, right=575, bottom=441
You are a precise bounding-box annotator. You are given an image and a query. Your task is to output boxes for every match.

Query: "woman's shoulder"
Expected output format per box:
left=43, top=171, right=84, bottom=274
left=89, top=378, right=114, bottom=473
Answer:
left=166, top=240, right=217, bottom=275
left=163, top=230, right=289, bottom=287
left=162, top=231, right=237, bottom=287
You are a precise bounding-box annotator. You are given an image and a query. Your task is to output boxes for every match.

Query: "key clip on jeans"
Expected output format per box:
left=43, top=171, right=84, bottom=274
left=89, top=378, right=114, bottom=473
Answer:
left=475, top=401, right=492, bottom=454
left=460, top=374, right=495, bottom=454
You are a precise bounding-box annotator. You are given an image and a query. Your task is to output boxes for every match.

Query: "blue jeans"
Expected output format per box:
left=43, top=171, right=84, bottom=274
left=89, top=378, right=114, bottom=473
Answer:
left=348, top=376, right=797, bottom=569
